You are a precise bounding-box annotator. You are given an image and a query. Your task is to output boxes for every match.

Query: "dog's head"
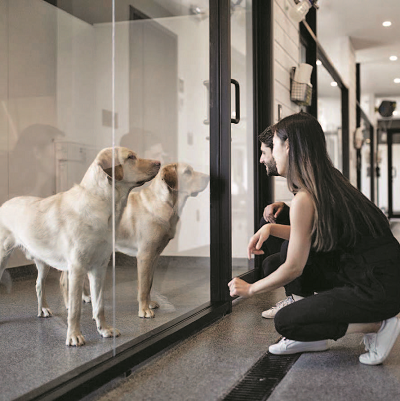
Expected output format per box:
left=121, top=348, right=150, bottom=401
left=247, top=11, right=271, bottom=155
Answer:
left=161, top=163, right=209, bottom=197
left=97, top=147, right=160, bottom=188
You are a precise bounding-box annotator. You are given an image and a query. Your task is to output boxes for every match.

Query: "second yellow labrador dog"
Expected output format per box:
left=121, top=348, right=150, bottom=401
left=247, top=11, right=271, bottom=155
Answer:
left=0, top=147, right=160, bottom=346
left=61, top=162, right=209, bottom=318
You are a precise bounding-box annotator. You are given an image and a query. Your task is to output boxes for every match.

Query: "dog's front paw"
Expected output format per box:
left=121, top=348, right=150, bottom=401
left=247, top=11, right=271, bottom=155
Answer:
left=97, top=325, right=121, bottom=338
left=138, top=307, right=155, bottom=318
left=82, top=294, right=91, bottom=303
left=149, top=301, right=160, bottom=309
left=66, top=332, right=86, bottom=346
left=38, top=307, right=53, bottom=318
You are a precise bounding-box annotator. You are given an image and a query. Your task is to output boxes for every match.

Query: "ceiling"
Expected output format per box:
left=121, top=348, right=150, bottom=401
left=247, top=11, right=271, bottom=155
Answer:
left=158, top=0, right=400, bottom=100
left=317, top=0, right=400, bottom=98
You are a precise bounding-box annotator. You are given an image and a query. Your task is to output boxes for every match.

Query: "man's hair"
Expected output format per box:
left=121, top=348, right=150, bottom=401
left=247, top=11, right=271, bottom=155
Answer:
left=258, top=127, right=273, bottom=149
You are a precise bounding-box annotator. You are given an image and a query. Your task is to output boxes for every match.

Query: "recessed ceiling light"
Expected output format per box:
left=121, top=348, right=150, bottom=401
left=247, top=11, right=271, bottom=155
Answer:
left=331, top=82, right=338, bottom=87
left=390, top=55, right=398, bottom=61
left=394, top=78, right=400, bottom=84
left=316, top=60, right=322, bottom=66
left=383, top=21, right=392, bottom=27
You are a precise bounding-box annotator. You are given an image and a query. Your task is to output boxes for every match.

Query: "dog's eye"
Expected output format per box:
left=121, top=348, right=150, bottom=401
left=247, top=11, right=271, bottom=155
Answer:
left=128, top=154, right=136, bottom=160
left=183, top=168, right=192, bottom=176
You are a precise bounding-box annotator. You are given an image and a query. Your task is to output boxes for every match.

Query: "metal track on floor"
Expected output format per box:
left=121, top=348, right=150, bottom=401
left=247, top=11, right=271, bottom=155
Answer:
left=222, top=351, right=300, bottom=400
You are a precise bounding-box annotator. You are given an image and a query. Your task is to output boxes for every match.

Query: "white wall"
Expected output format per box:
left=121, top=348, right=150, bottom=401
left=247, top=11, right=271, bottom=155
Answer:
left=0, top=0, right=8, bottom=207
left=273, top=0, right=301, bottom=205
left=3, top=0, right=60, bottom=267
left=1, top=0, right=112, bottom=267
left=57, top=11, right=97, bottom=146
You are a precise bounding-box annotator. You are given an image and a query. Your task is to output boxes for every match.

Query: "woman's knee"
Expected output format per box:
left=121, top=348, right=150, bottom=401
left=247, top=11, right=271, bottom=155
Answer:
left=274, top=306, right=296, bottom=337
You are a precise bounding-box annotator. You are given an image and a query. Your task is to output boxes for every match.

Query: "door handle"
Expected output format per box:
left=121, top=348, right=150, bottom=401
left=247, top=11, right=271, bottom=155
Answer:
left=204, top=79, right=240, bottom=125
left=231, top=79, right=240, bottom=124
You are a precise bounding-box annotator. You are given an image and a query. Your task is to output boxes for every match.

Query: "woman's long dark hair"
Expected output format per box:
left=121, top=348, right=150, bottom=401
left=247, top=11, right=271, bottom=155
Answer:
left=269, top=112, right=389, bottom=251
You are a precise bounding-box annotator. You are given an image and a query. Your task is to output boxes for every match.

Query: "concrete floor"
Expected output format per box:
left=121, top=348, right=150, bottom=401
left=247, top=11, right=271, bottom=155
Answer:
left=80, top=294, right=400, bottom=401
left=82, top=220, right=400, bottom=401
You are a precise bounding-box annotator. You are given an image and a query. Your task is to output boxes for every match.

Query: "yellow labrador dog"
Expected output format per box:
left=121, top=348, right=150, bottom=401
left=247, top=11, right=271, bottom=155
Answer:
left=0, top=147, right=160, bottom=346
left=61, top=162, right=209, bottom=319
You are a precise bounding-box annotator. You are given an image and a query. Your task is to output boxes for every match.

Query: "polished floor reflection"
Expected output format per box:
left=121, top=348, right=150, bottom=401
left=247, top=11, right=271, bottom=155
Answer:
left=0, top=254, right=212, bottom=400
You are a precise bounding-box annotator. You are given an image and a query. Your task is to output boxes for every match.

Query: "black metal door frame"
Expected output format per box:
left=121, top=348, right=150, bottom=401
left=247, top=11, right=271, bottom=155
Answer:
left=387, top=129, right=400, bottom=218
left=210, top=0, right=232, bottom=304
left=356, top=102, right=375, bottom=203
left=248, top=0, right=274, bottom=282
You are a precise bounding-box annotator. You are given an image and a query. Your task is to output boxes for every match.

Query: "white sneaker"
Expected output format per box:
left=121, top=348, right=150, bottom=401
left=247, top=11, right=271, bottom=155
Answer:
left=359, top=317, right=400, bottom=365
left=262, top=296, right=295, bottom=319
left=269, top=337, right=329, bottom=355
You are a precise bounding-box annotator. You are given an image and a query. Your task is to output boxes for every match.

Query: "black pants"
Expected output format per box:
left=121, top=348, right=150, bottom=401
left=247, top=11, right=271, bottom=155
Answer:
left=274, top=235, right=400, bottom=341
left=259, top=203, right=290, bottom=258
left=260, top=204, right=340, bottom=298
left=259, top=204, right=290, bottom=295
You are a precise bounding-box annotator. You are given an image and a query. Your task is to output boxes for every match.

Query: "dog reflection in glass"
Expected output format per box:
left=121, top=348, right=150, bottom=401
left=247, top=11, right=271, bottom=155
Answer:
left=60, top=162, right=209, bottom=319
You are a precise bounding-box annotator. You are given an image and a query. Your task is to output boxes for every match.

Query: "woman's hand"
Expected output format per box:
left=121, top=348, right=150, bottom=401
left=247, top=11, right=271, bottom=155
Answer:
left=228, top=277, right=252, bottom=297
left=247, top=225, right=270, bottom=259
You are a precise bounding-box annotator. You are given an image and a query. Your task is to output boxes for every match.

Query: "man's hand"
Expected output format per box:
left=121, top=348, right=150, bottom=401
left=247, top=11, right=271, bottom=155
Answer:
left=263, top=202, right=287, bottom=223
left=228, top=277, right=252, bottom=297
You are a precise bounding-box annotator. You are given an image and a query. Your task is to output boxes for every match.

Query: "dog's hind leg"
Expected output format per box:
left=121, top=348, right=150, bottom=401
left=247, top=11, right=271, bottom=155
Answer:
left=35, top=260, right=52, bottom=317
left=60, top=271, right=91, bottom=309
left=0, top=250, right=13, bottom=294
left=82, top=275, right=91, bottom=303
left=60, top=270, right=69, bottom=310
left=87, top=263, right=120, bottom=338
left=0, top=229, right=15, bottom=293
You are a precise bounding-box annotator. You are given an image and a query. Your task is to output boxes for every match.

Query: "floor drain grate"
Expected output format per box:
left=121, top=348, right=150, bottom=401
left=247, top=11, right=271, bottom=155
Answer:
left=222, top=351, right=300, bottom=401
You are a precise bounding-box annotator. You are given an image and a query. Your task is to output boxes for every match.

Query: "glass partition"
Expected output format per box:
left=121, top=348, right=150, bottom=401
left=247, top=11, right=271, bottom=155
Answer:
left=390, top=133, right=400, bottom=216
left=112, top=3, right=211, bottom=347
left=360, top=119, right=373, bottom=201
left=317, top=63, right=342, bottom=171
left=0, top=1, right=117, bottom=398
left=377, top=129, right=388, bottom=213
left=0, top=0, right=212, bottom=398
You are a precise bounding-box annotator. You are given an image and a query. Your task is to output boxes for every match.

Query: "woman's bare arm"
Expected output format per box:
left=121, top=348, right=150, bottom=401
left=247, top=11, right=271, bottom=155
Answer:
left=229, top=191, right=314, bottom=297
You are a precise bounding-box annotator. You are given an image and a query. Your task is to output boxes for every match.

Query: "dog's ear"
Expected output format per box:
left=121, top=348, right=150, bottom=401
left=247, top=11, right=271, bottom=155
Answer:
left=98, top=149, right=124, bottom=181
left=161, top=164, right=178, bottom=191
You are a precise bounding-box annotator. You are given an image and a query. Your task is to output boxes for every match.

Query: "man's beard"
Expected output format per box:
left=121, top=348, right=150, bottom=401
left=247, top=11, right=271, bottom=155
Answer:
left=265, top=159, right=279, bottom=176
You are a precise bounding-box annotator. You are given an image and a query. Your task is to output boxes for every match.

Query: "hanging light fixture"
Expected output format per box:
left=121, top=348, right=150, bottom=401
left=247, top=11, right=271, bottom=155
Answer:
left=289, top=0, right=319, bottom=23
